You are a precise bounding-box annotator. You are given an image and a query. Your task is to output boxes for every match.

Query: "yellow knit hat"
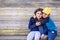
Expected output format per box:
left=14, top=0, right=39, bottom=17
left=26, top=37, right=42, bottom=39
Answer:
left=43, top=7, right=51, bottom=14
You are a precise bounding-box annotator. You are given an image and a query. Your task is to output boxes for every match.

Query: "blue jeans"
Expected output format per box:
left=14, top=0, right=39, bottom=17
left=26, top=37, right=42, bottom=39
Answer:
left=48, top=30, right=57, bottom=40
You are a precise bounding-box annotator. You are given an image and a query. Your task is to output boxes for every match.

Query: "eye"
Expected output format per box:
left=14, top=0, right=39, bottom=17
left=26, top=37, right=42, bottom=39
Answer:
left=37, top=13, right=39, bottom=14
left=40, top=13, right=42, bottom=15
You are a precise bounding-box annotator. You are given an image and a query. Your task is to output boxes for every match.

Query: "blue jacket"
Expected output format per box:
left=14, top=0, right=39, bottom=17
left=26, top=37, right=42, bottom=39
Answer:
left=28, top=17, right=49, bottom=33
left=46, top=17, right=57, bottom=31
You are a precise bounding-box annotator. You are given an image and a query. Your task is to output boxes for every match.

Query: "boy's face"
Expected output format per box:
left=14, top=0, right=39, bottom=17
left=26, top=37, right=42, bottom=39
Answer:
left=43, top=13, right=49, bottom=18
left=36, top=11, right=42, bottom=19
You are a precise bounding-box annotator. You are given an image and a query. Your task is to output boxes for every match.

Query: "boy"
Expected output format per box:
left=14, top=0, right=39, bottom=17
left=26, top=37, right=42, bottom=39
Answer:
left=43, top=7, right=57, bottom=40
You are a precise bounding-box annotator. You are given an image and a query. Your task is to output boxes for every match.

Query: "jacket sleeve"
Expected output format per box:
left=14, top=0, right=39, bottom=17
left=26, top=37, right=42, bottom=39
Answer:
left=28, top=17, right=36, bottom=29
left=40, top=17, right=49, bottom=25
left=43, top=26, right=48, bottom=34
left=46, top=18, right=57, bottom=29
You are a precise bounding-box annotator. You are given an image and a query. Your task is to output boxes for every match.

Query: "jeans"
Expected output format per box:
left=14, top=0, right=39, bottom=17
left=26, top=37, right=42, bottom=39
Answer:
left=27, top=31, right=41, bottom=40
left=48, top=30, right=57, bottom=40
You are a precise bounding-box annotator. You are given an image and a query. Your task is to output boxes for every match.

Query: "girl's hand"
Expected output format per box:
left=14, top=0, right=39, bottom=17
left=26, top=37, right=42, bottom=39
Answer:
left=41, top=34, right=45, bottom=40
left=36, top=22, right=41, bottom=26
left=33, top=15, right=36, bottom=18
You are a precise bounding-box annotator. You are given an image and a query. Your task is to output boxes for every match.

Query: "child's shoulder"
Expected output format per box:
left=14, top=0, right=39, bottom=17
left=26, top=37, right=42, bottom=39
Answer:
left=30, top=16, right=36, bottom=19
left=30, top=17, right=36, bottom=23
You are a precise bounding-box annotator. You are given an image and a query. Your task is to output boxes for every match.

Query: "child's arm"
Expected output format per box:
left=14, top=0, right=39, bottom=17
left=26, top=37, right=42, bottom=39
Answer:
left=33, top=15, right=49, bottom=25
left=40, top=17, right=49, bottom=25
left=46, top=18, right=57, bottom=30
left=28, top=17, right=36, bottom=29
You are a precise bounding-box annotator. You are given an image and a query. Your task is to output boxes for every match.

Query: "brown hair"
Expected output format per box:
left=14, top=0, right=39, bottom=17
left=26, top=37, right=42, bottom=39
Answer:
left=34, top=8, right=43, bottom=15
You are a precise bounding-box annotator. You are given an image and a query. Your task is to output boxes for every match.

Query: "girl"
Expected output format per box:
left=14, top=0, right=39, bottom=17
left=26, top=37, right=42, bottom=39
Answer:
left=27, top=8, right=43, bottom=40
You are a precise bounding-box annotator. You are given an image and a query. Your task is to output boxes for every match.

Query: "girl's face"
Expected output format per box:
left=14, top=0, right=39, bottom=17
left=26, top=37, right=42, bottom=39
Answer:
left=36, top=11, right=42, bottom=19
left=43, top=13, right=49, bottom=18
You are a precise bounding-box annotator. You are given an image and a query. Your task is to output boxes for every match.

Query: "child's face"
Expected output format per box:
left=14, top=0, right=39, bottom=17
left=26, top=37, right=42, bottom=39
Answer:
left=36, top=11, right=42, bottom=19
left=43, top=13, right=49, bottom=18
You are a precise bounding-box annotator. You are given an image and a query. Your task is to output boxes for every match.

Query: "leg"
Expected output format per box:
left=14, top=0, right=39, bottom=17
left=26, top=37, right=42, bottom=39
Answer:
left=27, top=31, right=35, bottom=40
left=34, top=31, right=41, bottom=40
left=48, top=31, right=57, bottom=40
left=39, top=26, right=43, bottom=34
left=39, top=26, right=45, bottom=40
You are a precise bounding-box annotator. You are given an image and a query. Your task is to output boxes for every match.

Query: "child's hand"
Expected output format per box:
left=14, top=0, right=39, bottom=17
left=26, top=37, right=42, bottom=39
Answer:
left=36, top=22, right=41, bottom=26
left=41, top=34, right=45, bottom=40
left=33, top=15, right=36, bottom=18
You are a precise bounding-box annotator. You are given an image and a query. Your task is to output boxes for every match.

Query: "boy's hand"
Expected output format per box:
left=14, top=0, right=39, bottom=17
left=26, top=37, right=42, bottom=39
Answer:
left=36, top=22, right=41, bottom=26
